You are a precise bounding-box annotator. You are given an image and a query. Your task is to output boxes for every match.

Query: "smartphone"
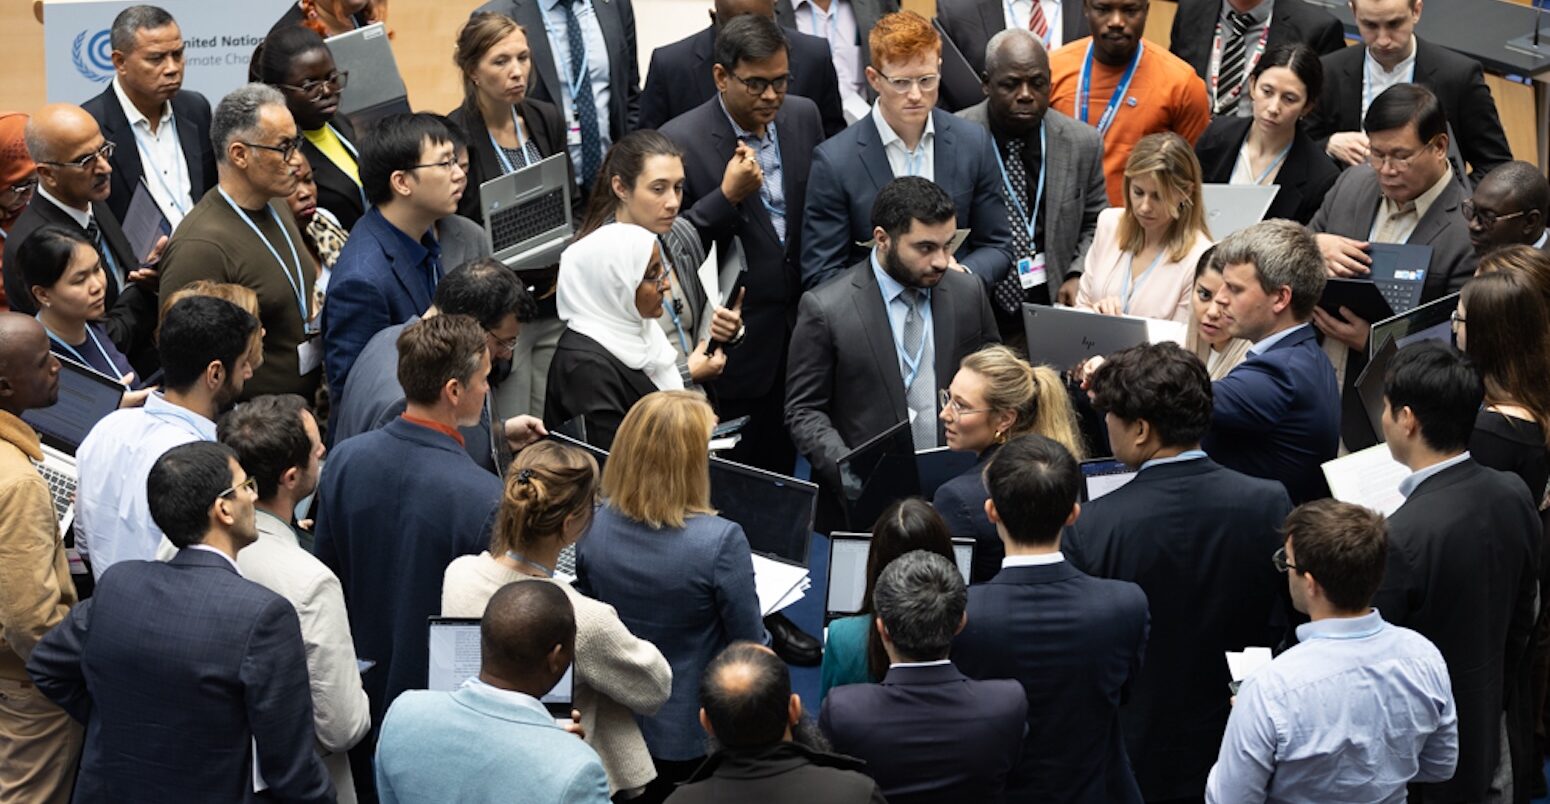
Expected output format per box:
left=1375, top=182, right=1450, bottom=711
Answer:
left=712, top=416, right=751, bottom=439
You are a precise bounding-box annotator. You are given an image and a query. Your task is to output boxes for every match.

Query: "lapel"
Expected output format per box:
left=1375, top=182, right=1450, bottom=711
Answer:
left=852, top=265, right=909, bottom=415
left=856, top=116, right=896, bottom=197
left=100, top=89, right=145, bottom=187
left=1407, top=177, right=1463, bottom=249
left=1411, top=37, right=1438, bottom=86
left=1345, top=168, right=1386, bottom=239
left=172, top=95, right=206, bottom=195
left=690, top=27, right=719, bottom=102
left=369, top=212, right=435, bottom=313
left=519, top=0, right=564, bottom=108
left=931, top=111, right=958, bottom=198
left=931, top=278, right=957, bottom=389
left=1332, top=48, right=1365, bottom=131
left=592, top=0, right=626, bottom=101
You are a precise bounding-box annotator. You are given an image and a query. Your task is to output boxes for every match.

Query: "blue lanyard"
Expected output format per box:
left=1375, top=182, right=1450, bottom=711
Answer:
left=490, top=106, right=532, bottom=175
left=1362, top=49, right=1415, bottom=116
left=659, top=245, right=693, bottom=354
left=505, top=550, right=555, bottom=577
left=131, top=112, right=190, bottom=216
left=807, top=2, right=829, bottom=40
left=1076, top=41, right=1143, bottom=136
left=217, top=188, right=311, bottom=332
left=893, top=293, right=932, bottom=388
left=39, top=320, right=119, bottom=380
left=538, top=1, right=592, bottom=104
left=1237, top=140, right=1292, bottom=186
left=991, top=122, right=1047, bottom=251
left=1119, top=249, right=1167, bottom=314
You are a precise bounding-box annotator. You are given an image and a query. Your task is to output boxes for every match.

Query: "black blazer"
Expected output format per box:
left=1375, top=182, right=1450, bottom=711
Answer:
left=932, top=445, right=1001, bottom=583
left=1306, top=37, right=1513, bottom=185
left=448, top=97, right=573, bottom=223
left=819, top=662, right=1028, bottom=804
left=1373, top=459, right=1540, bottom=802
left=640, top=24, right=846, bottom=139
left=936, top=0, right=1088, bottom=77
left=953, top=562, right=1149, bottom=804
left=774, top=0, right=899, bottom=89
left=1063, top=456, right=1293, bottom=801
left=300, top=115, right=367, bottom=232
left=81, top=87, right=218, bottom=224
left=1193, top=116, right=1339, bottom=224
left=1168, top=0, right=1345, bottom=81
left=543, top=328, right=659, bottom=451
left=659, top=94, right=824, bottom=401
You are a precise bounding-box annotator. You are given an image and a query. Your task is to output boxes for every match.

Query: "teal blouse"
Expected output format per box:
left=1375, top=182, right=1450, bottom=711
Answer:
left=820, top=614, right=877, bottom=701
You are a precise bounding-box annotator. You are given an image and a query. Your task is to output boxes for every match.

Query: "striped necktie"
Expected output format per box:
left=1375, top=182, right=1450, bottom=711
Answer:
left=1216, top=11, right=1255, bottom=115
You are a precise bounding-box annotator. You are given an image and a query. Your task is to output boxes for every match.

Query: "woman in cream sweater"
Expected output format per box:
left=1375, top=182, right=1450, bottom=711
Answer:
left=442, top=440, right=672, bottom=798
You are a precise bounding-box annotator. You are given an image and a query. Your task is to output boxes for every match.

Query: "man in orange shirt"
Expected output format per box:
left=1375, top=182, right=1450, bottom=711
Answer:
left=1050, top=0, right=1210, bottom=205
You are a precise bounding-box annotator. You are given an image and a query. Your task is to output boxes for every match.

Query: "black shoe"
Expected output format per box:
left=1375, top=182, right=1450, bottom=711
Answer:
left=764, top=612, right=822, bottom=666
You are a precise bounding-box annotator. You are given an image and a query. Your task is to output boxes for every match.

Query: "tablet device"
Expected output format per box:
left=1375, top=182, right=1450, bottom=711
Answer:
left=710, top=457, right=818, bottom=565
left=825, top=532, right=974, bottom=617
left=428, top=617, right=575, bottom=717
left=1355, top=335, right=1400, bottom=446
left=835, top=420, right=920, bottom=532
left=1022, top=304, right=1156, bottom=371
left=1079, top=458, right=1138, bottom=502
left=22, top=356, right=126, bottom=455
left=1317, top=278, right=1395, bottom=325
left=547, top=429, right=608, bottom=470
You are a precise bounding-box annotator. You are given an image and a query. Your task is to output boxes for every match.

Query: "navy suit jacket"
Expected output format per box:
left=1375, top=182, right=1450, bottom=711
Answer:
left=82, top=86, right=218, bottom=224
left=1201, top=325, right=1339, bottom=503
left=953, top=562, right=1149, bottom=804
left=819, top=662, right=1027, bottom=804
left=1063, top=457, right=1292, bottom=801
left=932, top=445, right=1001, bottom=583
left=801, top=109, right=1013, bottom=289
left=26, top=550, right=333, bottom=803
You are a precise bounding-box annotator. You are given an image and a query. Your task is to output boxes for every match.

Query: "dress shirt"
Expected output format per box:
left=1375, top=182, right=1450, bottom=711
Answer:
left=1205, top=610, right=1458, bottom=803
left=889, top=659, right=954, bottom=669
left=795, top=0, right=864, bottom=97
left=1398, top=451, right=1471, bottom=498
left=1005, top=0, right=1067, bottom=49
left=1368, top=165, right=1453, bottom=245
left=74, top=392, right=217, bottom=579
left=541, top=0, right=613, bottom=173
left=872, top=103, right=935, bottom=182
left=383, top=214, right=444, bottom=301
left=870, top=248, right=935, bottom=386
left=1138, top=448, right=1207, bottom=471
left=1534, top=230, right=1549, bottom=249
left=719, top=95, right=786, bottom=241
left=1361, top=38, right=1417, bottom=119
left=1248, top=321, right=1310, bottom=356
left=185, top=544, right=242, bottom=575
left=1001, top=551, right=1066, bottom=567
left=1212, top=0, right=1273, bottom=118
left=112, top=77, right=194, bottom=226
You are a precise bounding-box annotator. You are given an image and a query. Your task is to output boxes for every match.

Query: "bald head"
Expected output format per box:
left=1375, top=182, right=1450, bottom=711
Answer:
left=25, top=105, right=101, bottom=166
left=983, top=28, right=1051, bottom=137
left=985, top=28, right=1048, bottom=77
left=1469, top=161, right=1549, bottom=256
left=479, top=581, right=575, bottom=695
left=0, top=314, right=60, bottom=416
left=25, top=105, right=111, bottom=208
left=699, top=642, right=794, bottom=748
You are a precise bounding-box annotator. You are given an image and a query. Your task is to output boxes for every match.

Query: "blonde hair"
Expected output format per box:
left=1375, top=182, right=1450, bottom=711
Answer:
left=960, top=345, right=1085, bottom=459
left=493, top=440, right=599, bottom=556
left=159, top=281, right=265, bottom=370
left=601, top=391, right=716, bottom=529
left=1118, top=132, right=1211, bottom=262
left=453, top=12, right=526, bottom=108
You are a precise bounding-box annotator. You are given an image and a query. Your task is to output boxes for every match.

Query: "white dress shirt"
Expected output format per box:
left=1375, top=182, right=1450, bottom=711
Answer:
left=795, top=0, right=864, bottom=97
left=1005, top=0, right=1066, bottom=49
left=872, top=102, right=935, bottom=182
left=186, top=544, right=242, bottom=574
left=112, top=77, right=194, bottom=227
left=1361, top=38, right=1418, bottom=119
left=1002, top=551, right=1066, bottom=568
left=540, top=0, right=613, bottom=172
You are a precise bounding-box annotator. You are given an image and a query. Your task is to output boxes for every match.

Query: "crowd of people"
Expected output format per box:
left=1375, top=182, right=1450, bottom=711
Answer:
left=0, top=0, right=1547, bottom=802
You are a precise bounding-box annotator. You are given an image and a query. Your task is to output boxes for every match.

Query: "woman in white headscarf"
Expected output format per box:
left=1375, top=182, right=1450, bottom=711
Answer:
left=544, top=223, right=723, bottom=450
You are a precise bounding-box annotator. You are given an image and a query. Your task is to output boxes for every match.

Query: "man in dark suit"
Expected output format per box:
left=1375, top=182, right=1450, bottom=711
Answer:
left=1465, top=161, right=1549, bottom=258
left=84, top=6, right=217, bottom=229
left=801, top=10, right=1013, bottom=289
left=1202, top=220, right=1339, bottom=503
left=1169, top=0, right=1344, bottom=116
left=27, top=441, right=333, bottom=803
left=957, top=29, right=1105, bottom=339
left=786, top=177, right=998, bottom=499
left=1069, top=341, right=1293, bottom=802
left=640, top=0, right=846, bottom=137
left=1305, top=0, right=1510, bottom=183
left=1373, top=342, right=1540, bottom=803
left=821, top=550, right=1027, bottom=803
left=936, top=0, right=1088, bottom=76
left=660, top=15, right=824, bottom=474
left=954, top=434, right=1149, bottom=804
left=775, top=0, right=899, bottom=108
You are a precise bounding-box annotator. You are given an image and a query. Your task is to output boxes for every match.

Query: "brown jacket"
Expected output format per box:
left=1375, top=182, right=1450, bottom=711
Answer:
left=0, top=410, right=77, bottom=681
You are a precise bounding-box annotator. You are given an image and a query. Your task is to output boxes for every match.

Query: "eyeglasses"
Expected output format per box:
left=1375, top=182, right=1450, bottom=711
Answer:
left=486, top=330, right=519, bottom=353
left=38, top=142, right=115, bottom=170
left=644, top=270, right=670, bottom=289
left=876, top=71, right=941, bottom=95
left=1365, top=138, right=1437, bottom=172
left=279, top=70, right=350, bottom=101
left=1271, top=546, right=1299, bottom=573
left=1462, top=200, right=1528, bottom=228
left=728, top=72, right=791, bottom=96
left=218, top=476, right=258, bottom=500
left=4, top=178, right=37, bottom=198
left=406, top=157, right=465, bottom=174
left=937, top=389, right=993, bottom=418
left=242, top=136, right=306, bottom=162
left=1450, top=309, right=1466, bottom=327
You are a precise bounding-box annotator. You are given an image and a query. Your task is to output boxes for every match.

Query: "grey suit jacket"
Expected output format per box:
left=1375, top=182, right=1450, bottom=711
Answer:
left=785, top=259, right=999, bottom=488
left=957, top=103, right=1106, bottom=285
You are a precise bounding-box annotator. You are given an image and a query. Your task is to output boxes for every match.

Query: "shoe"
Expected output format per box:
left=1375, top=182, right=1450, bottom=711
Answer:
left=764, top=612, right=822, bottom=666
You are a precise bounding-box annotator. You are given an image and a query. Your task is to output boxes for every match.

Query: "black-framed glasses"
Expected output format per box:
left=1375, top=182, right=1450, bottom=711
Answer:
left=1450, top=309, right=1466, bottom=327
left=729, top=72, right=791, bottom=96
left=1271, top=546, right=1298, bottom=573
left=279, top=70, right=350, bottom=101
left=877, top=71, right=941, bottom=95
left=406, top=157, right=464, bottom=173
left=218, top=476, right=258, bottom=500
left=1462, top=200, right=1528, bottom=228
left=38, top=141, right=115, bottom=170
left=242, top=136, right=306, bottom=162
left=5, top=178, right=37, bottom=198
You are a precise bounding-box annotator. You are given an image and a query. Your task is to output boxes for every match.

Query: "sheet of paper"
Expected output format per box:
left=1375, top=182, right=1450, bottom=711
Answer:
left=752, top=553, right=810, bottom=617
left=1225, top=647, right=1273, bottom=682
left=123, top=180, right=170, bottom=266
left=1143, top=318, right=1188, bottom=346
left=947, top=228, right=971, bottom=255
left=696, top=241, right=721, bottom=317
left=840, top=89, right=871, bottom=125
left=1322, top=443, right=1410, bottom=516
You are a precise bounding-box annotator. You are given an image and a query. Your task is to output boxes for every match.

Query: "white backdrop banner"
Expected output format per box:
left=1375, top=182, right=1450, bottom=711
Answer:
left=44, top=0, right=294, bottom=106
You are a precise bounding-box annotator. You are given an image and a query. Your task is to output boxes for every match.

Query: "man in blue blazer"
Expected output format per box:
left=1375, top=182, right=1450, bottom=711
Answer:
left=28, top=441, right=333, bottom=803
left=1200, top=220, right=1340, bottom=503
left=953, top=434, right=1149, bottom=804
left=800, top=10, right=1012, bottom=289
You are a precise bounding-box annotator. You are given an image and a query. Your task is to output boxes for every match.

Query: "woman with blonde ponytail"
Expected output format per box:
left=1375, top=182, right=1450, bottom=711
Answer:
left=933, top=345, right=1085, bottom=582
left=441, top=440, right=672, bottom=798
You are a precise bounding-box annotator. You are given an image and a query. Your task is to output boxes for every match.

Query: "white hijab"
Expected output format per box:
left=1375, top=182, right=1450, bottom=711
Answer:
left=557, top=223, right=685, bottom=391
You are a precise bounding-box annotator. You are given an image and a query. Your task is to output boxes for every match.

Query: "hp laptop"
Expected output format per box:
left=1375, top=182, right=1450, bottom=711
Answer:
left=481, top=153, right=575, bottom=273
left=1079, top=458, right=1138, bottom=502
left=825, top=532, right=975, bottom=618
left=20, top=357, right=126, bottom=533
left=325, top=23, right=412, bottom=131
left=428, top=617, right=574, bottom=720
left=1200, top=184, right=1279, bottom=240
left=1022, top=304, right=1183, bottom=370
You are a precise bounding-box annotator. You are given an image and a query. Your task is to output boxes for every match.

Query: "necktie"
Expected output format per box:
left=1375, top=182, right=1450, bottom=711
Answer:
left=994, top=137, right=1033, bottom=316
left=84, top=218, right=123, bottom=292
left=560, top=0, right=602, bottom=189
left=1028, top=0, right=1050, bottom=40
left=901, top=290, right=936, bottom=450
left=1216, top=11, right=1255, bottom=115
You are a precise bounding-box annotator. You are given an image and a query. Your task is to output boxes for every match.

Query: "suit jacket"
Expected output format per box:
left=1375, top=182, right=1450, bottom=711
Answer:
left=640, top=25, right=846, bottom=138
left=1201, top=325, right=1339, bottom=503
left=802, top=109, right=1014, bottom=288
left=953, top=562, right=1149, bottom=804
left=666, top=742, right=886, bottom=804
left=543, top=329, right=659, bottom=452
left=785, top=259, right=999, bottom=490
left=1063, top=457, right=1293, bottom=801
left=774, top=0, right=899, bottom=86
left=936, top=0, right=1089, bottom=77
left=475, top=0, right=642, bottom=142
left=301, top=116, right=367, bottom=233
left=1169, top=0, right=1345, bottom=81
left=819, top=662, right=1027, bottom=804
left=447, top=97, right=574, bottom=224
left=1306, top=37, right=1513, bottom=184
left=659, top=95, right=824, bottom=399
left=1194, top=116, right=1339, bottom=224
left=932, top=445, right=1002, bottom=583
left=1373, top=459, right=1540, bottom=802
left=376, top=683, right=610, bottom=803
left=82, top=86, right=218, bottom=224
left=957, top=103, right=1107, bottom=285
left=25, top=550, right=333, bottom=803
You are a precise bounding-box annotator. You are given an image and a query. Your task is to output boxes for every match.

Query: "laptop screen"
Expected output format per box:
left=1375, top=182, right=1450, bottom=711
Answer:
left=709, top=458, right=818, bottom=565
left=835, top=420, right=920, bottom=531
left=427, top=617, right=574, bottom=713
left=1080, top=459, right=1138, bottom=502
left=22, top=358, right=125, bottom=454
left=825, top=533, right=974, bottom=616
left=1369, top=292, right=1459, bottom=356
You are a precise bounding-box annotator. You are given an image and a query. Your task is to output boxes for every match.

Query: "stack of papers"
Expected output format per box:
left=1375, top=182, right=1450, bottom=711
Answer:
left=1322, top=444, right=1409, bottom=516
left=752, top=554, right=811, bottom=616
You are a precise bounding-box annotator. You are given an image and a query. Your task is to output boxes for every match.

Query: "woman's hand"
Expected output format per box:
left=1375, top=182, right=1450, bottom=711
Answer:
left=708, top=289, right=745, bottom=344
left=687, top=338, right=728, bottom=382
left=1093, top=297, right=1125, bottom=317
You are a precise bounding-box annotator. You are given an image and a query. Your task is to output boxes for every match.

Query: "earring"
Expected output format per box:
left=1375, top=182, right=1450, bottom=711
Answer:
left=995, top=429, right=1007, bottom=444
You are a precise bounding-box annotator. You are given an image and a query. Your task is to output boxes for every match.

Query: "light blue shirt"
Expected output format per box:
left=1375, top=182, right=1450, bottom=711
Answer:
left=870, top=248, right=934, bottom=388
left=1248, top=322, right=1310, bottom=356
left=1139, top=448, right=1208, bottom=472
left=718, top=95, right=786, bottom=241
left=1398, top=451, right=1472, bottom=498
left=540, top=0, right=612, bottom=174
left=74, top=393, right=217, bottom=580
left=1205, top=610, right=1458, bottom=804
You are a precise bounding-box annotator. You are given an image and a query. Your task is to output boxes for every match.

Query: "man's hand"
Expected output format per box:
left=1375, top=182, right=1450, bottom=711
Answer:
left=1312, top=306, right=1371, bottom=352
left=127, top=234, right=170, bottom=285
left=708, top=288, right=745, bottom=344
left=503, top=415, right=548, bottom=451
left=720, top=142, right=763, bottom=205
left=687, top=338, right=728, bottom=382
left=563, top=709, right=586, bottom=740
left=1326, top=131, right=1370, bottom=167
left=1315, top=233, right=1372, bottom=278
left=1092, top=297, right=1125, bottom=317
left=1057, top=275, right=1081, bottom=306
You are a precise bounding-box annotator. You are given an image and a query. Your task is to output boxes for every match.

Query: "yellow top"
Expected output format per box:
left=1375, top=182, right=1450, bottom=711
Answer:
left=304, top=125, right=361, bottom=186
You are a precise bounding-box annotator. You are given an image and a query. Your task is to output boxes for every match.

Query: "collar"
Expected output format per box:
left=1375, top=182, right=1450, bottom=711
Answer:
left=542, top=0, right=574, bottom=13
left=1220, top=0, right=1272, bottom=25
left=186, top=544, right=242, bottom=575
left=1003, top=551, right=1065, bottom=567
left=144, top=392, right=219, bottom=441
left=1294, top=608, right=1386, bottom=642
left=1398, top=451, right=1470, bottom=498
left=0, top=409, right=42, bottom=462
left=1368, top=37, right=1418, bottom=79
left=869, top=248, right=928, bottom=305
left=373, top=207, right=436, bottom=266
left=402, top=413, right=467, bottom=447
left=1381, top=164, right=1452, bottom=219
left=1139, top=448, right=1208, bottom=472
left=254, top=508, right=300, bottom=548
left=889, top=659, right=953, bottom=669
left=111, top=77, right=173, bottom=132
left=1249, top=321, right=1310, bottom=355
left=872, top=102, right=934, bottom=151
left=1534, top=230, right=1549, bottom=250
left=36, top=186, right=92, bottom=228
left=717, top=94, right=772, bottom=141
left=462, top=677, right=552, bottom=720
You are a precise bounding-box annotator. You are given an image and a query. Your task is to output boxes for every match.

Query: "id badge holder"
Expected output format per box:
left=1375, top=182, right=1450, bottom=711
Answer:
left=297, top=336, right=322, bottom=376
left=1017, top=253, right=1048, bottom=289
left=567, top=112, right=583, bottom=148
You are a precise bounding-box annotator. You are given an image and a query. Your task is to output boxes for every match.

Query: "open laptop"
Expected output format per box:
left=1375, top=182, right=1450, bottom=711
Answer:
left=1079, top=458, right=1138, bottom=502
left=482, top=153, right=574, bottom=274
left=1200, top=184, right=1279, bottom=240
left=325, top=23, right=412, bottom=131
left=21, top=357, right=126, bottom=533
left=1369, top=292, right=1458, bottom=356
left=710, top=457, right=819, bottom=565
left=1023, top=304, right=1184, bottom=370
left=835, top=420, right=920, bottom=532
left=1348, top=335, right=1402, bottom=450
left=545, top=430, right=608, bottom=578
left=932, top=18, right=985, bottom=112
left=1362, top=243, right=1433, bottom=314
left=427, top=617, right=574, bottom=719
left=825, top=533, right=975, bottom=618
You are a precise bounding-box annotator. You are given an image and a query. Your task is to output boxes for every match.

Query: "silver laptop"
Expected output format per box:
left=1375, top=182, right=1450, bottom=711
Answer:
left=481, top=153, right=574, bottom=273
left=20, top=357, right=126, bottom=534
left=1022, top=304, right=1157, bottom=370
left=325, top=23, right=411, bottom=131
left=825, top=533, right=974, bottom=618
left=1201, top=183, right=1280, bottom=240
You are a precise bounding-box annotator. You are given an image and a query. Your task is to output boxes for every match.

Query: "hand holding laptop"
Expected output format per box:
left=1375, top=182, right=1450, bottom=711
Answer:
left=1311, top=306, right=1372, bottom=352
left=1315, top=233, right=1373, bottom=277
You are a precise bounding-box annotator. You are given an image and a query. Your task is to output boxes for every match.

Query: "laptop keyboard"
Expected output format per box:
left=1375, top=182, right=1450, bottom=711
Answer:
left=1374, top=280, right=1419, bottom=313
left=33, top=460, right=76, bottom=526
left=490, top=189, right=567, bottom=252
left=556, top=544, right=577, bottom=579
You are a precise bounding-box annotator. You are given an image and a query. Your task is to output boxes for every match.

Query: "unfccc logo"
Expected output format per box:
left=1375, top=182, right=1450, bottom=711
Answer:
left=72, top=29, right=114, bottom=84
